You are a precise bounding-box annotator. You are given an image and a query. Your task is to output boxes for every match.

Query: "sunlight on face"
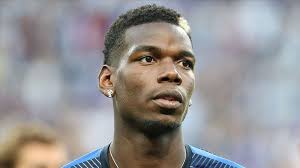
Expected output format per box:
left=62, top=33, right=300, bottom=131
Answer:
left=15, top=142, right=67, bottom=168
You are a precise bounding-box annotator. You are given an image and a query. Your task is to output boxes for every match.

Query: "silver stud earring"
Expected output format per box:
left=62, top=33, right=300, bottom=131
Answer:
left=107, top=89, right=113, bottom=98
left=189, top=99, right=192, bottom=107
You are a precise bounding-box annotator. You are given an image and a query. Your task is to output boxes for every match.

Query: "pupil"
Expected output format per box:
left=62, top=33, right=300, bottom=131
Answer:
left=183, top=61, right=188, bottom=67
left=146, top=57, right=152, bottom=62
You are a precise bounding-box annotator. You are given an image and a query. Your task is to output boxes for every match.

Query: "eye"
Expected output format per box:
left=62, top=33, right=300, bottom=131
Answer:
left=139, top=55, right=155, bottom=63
left=179, top=59, right=194, bottom=70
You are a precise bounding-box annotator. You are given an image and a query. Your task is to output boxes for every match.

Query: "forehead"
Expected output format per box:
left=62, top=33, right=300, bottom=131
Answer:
left=124, top=22, right=193, bottom=52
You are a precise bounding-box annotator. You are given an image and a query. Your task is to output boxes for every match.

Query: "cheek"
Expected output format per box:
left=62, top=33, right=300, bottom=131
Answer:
left=181, top=73, right=195, bottom=97
left=116, top=67, right=150, bottom=98
left=189, top=78, right=195, bottom=95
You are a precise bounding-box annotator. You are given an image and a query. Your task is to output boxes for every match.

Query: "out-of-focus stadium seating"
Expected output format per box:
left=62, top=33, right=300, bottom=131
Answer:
left=0, top=1, right=299, bottom=167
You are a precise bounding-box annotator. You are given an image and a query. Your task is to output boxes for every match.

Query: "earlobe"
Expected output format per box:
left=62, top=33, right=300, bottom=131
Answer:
left=98, top=65, right=114, bottom=97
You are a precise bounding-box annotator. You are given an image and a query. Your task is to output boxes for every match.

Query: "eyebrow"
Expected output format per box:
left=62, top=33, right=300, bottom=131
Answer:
left=177, top=50, right=195, bottom=62
left=129, top=45, right=195, bottom=61
left=129, top=45, right=162, bottom=55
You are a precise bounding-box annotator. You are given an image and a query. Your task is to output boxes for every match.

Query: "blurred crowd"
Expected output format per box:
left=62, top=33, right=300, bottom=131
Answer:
left=0, top=124, right=67, bottom=168
left=0, top=0, right=299, bottom=167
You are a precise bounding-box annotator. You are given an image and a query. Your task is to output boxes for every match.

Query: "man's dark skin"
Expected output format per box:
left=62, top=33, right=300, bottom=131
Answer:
left=99, top=22, right=195, bottom=168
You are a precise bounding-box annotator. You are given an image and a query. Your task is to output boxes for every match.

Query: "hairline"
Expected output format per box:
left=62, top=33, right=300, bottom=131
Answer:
left=107, top=21, right=192, bottom=67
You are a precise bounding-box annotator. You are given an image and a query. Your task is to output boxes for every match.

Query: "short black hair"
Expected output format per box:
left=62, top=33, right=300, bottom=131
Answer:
left=103, top=4, right=191, bottom=66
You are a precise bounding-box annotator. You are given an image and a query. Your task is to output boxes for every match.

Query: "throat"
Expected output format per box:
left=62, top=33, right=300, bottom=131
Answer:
left=109, top=143, right=187, bottom=168
left=110, top=128, right=186, bottom=168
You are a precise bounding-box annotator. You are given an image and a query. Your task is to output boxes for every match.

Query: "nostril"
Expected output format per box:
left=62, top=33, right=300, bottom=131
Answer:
left=174, top=78, right=181, bottom=84
left=160, top=76, right=169, bottom=82
left=158, top=73, right=182, bottom=84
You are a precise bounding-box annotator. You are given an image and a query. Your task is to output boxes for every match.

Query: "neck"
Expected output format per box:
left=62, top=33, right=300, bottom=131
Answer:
left=110, top=120, right=186, bottom=168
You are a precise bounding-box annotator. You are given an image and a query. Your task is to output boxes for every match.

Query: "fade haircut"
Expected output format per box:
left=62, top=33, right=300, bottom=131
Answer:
left=103, top=4, right=191, bottom=66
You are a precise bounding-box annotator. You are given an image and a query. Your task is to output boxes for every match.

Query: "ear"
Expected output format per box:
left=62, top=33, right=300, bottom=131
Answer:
left=98, top=65, right=114, bottom=97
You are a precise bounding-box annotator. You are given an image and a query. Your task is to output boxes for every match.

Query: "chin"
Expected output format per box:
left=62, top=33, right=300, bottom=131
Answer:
left=122, top=112, right=181, bottom=138
left=141, top=119, right=181, bottom=138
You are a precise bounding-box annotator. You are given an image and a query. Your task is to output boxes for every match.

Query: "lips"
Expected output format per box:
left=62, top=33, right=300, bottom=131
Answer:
left=152, top=90, right=183, bottom=109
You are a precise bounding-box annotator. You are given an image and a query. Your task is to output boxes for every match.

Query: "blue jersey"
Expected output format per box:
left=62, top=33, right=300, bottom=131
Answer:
left=63, top=145, right=244, bottom=168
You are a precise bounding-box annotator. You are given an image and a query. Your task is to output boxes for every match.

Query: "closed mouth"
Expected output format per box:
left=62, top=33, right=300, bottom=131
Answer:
left=153, top=91, right=183, bottom=103
left=152, top=90, right=183, bottom=109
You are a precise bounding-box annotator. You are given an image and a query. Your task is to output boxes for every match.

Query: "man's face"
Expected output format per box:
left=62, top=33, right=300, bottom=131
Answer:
left=111, top=22, right=195, bottom=135
left=15, top=142, right=67, bottom=168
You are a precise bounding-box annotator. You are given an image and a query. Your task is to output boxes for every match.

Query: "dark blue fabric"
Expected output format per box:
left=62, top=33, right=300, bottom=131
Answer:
left=63, top=145, right=244, bottom=168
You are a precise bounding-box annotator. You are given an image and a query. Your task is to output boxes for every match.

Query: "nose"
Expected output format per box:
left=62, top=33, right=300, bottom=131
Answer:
left=157, top=58, right=182, bottom=85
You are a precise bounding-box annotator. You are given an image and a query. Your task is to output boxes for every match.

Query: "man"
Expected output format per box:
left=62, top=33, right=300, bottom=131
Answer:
left=0, top=124, right=68, bottom=168
left=64, top=4, right=244, bottom=168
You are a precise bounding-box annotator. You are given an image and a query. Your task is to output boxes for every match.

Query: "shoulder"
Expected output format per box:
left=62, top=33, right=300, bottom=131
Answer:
left=188, top=145, right=245, bottom=168
left=62, top=148, right=103, bottom=168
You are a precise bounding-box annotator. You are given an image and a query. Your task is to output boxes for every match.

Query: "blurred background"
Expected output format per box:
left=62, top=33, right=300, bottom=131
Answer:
left=0, top=0, right=299, bottom=167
